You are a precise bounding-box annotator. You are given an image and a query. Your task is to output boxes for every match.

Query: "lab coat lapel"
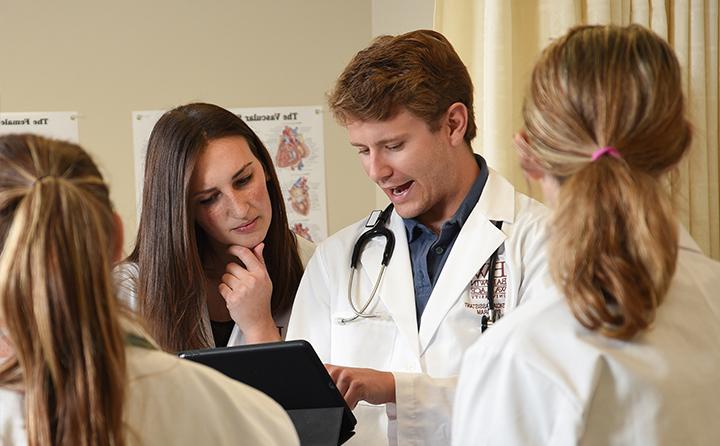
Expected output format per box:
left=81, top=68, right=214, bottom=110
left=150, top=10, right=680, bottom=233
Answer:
left=359, top=211, right=421, bottom=358
left=418, top=170, right=515, bottom=354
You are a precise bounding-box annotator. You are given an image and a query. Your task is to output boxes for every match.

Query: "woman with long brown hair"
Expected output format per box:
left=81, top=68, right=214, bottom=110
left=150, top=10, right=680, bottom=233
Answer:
left=453, top=25, right=720, bottom=445
left=118, top=102, right=313, bottom=352
left=0, top=134, right=298, bottom=445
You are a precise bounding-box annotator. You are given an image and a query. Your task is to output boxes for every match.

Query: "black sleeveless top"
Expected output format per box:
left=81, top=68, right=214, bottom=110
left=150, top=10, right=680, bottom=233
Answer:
left=210, top=320, right=236, bottom=347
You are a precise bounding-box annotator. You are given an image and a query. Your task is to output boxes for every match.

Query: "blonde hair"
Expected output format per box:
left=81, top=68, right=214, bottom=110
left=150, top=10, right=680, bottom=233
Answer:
left=0, top=134, right=127, bottom=445
left=522, top=25, right=691, bottom=339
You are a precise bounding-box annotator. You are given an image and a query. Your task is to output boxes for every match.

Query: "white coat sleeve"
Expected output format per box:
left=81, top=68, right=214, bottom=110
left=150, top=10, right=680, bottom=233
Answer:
left=392, top=372, right=458, bottom=443
left=452, top=345, right=584, bottom=446
left=286, top=249, right=332, bottom=361
left=0, top=390, right=27, bottom=446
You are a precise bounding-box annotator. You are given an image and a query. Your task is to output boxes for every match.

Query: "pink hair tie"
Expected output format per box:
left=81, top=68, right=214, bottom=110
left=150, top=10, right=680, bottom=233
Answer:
left=591, top=146, right=621, bottom=161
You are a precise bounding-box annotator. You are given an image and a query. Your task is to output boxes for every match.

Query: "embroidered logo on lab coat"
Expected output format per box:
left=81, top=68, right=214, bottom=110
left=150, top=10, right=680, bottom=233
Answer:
left=465, top=249, right=507, bottom=318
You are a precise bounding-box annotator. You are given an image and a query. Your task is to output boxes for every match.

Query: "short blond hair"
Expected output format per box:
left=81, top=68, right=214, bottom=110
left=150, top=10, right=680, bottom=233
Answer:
left=328, top=29, right=477, bottom=146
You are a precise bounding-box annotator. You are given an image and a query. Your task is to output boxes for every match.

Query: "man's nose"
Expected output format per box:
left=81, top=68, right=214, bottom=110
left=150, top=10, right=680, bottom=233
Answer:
left=366, top=151, right=392, bottom=185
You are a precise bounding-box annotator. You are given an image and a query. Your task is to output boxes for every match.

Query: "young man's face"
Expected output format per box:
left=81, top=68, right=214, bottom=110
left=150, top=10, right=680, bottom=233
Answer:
left=347, top=108, right=466, bottom=231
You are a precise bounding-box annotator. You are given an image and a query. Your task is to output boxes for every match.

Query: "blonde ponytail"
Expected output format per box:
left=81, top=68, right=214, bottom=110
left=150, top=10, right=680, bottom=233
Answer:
left=0, top=135, right=126, bottom=446
left=522, top=25, right=691, bottom=340
left=550, top=157, right=677, bottom=338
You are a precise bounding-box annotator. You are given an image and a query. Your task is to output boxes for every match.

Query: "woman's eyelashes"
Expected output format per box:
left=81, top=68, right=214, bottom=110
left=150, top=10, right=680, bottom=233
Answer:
left=198, top=193, right=219, bottom=206
left=233, top=174, right=252, bottom=188
left=197, top=175, right=253, bottom=206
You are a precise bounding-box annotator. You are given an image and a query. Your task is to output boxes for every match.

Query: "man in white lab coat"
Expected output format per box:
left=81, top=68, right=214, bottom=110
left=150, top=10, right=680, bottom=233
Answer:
left=286, top=29, right=548, bottom=445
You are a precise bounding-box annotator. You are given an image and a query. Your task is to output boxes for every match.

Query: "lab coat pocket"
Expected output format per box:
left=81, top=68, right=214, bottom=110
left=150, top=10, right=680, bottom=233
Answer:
left=330, top=314, right=397, bottom=370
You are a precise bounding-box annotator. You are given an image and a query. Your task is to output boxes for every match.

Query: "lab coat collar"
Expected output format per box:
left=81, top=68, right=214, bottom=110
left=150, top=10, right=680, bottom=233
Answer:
left=471, top=168, right=516, bottom=225
left=678, top=223, right=703, bottom=254
left=358, top=169, right=517, bottom=359
left=120, top=316, right=162, bottom=350
left=418, top=169, right=515, bottom=354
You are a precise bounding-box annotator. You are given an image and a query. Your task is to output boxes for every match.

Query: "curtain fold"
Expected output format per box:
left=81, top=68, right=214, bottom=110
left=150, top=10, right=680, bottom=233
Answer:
left=435, top=0, right=720, bottom=259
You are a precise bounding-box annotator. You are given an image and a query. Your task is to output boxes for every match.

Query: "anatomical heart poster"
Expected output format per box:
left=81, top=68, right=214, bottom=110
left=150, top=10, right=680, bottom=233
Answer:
left=132, top=105, right=327, bottom=241
left=238, top=106, right=327, bottom=242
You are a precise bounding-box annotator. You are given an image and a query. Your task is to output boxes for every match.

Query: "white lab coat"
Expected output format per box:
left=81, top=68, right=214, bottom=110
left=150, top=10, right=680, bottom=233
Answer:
left=286, top=170, right=549, bottom=445
left=0, top=324, right=299, bottom=445
left=452, top=226, right=720, bottom=446
left=115, top=234, right=315, bottom=347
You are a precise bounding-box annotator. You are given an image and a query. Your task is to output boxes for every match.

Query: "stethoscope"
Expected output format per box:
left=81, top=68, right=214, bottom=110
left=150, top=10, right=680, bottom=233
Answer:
left=338, top=203, right=504, bottom=332
left=339, top=203, right=396, bottom=325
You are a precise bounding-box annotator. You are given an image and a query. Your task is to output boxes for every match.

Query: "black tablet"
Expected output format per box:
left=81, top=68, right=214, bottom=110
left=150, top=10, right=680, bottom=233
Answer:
left=179, top=340, right=356, bottom=445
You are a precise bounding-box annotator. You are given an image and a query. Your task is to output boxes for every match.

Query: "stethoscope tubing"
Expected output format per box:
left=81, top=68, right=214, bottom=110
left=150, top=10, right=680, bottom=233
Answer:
left=338, top=264, right=387, bottom=324
left=340, top=204, right=503, bottom=332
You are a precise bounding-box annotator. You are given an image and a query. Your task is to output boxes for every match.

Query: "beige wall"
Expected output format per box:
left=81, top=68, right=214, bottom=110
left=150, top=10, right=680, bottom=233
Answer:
left=0, top=0, right=375, bottom=253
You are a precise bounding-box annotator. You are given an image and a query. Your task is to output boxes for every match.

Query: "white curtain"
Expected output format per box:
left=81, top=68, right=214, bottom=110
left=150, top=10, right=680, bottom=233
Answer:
left=435, top=0, right=720, bottom=260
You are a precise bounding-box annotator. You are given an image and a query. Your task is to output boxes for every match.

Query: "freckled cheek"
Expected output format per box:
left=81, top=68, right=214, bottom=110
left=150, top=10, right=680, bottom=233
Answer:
left=194, top=206, right=226, bottom=235
left=249, top=182, right=272, bottom=215
left=246, top=186, right=265, bottom=204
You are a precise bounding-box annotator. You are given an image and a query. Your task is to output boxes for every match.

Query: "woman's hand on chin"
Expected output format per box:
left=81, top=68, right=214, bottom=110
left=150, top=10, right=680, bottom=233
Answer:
left=218, top=243, right=280, bottom=343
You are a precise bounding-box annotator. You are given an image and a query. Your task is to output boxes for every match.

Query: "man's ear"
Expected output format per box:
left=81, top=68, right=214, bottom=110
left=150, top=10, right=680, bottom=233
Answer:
left=111, top=212, right=124, bottom=265
left=445, top=102, right=469, bottom=147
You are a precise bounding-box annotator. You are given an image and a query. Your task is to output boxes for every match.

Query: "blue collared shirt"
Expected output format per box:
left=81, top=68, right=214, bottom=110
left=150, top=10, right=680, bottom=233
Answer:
left=404, top=154, right=489, bottom=325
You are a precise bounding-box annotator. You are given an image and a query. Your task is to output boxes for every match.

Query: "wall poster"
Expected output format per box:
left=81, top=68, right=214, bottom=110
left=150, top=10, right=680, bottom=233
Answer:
left=0, top=112, right=79, bottom=142
left=132, top=105, right=327, bottom=242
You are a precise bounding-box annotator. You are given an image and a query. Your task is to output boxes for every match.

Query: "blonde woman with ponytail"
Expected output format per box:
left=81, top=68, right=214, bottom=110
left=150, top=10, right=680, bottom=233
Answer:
left=453, top=25, right=720, bottom=445
left=0, top=134, right=299, bottom=445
